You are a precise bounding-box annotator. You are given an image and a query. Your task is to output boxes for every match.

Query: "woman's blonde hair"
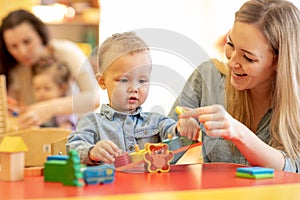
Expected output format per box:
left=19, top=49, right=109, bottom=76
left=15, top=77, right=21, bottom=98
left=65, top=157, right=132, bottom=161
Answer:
left=226, top=0, right=300, bottom=161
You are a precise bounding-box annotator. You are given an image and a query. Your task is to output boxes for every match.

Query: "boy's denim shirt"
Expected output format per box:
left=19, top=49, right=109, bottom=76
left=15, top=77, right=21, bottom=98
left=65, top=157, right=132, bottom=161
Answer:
left=66, top=104, right=178, bottom=165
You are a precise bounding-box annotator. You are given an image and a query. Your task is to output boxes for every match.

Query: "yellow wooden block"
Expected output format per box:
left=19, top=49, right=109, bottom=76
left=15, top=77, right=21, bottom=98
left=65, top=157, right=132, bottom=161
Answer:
left=0, top=136, right=28, bottom=152
left=175, top=106, right=184, bottom=115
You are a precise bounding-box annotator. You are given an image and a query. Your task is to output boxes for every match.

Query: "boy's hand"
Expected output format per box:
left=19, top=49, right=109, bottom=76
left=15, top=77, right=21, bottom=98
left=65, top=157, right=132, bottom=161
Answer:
left=175, top=106, right=200, bottom=141
left=89, top=140, right=122, bottom=164
left=177, top=118, right=200, bottom=141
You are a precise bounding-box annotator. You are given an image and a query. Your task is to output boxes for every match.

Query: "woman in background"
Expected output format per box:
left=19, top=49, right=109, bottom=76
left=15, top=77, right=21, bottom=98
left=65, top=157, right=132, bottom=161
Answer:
left=0, top=9, right=100, bottom=129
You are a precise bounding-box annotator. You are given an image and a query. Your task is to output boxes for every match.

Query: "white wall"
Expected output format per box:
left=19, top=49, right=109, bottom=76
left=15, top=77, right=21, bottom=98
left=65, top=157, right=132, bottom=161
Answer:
left=99, top=0, right=247, bottom=58
left=98, top=0, right=299, bottom=115
left=98, top=0, right=246, bottom=115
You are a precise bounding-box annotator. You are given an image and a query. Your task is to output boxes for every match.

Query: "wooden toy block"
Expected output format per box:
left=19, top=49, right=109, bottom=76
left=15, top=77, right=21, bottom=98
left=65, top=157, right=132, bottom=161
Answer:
left=24, top=166, right=44, bottom=177
left=236, top=172, right=274, bottom=179
left=162, top=135, right=184, bottom=164
left=47, top=155, right=69, bottom=161
left=44, top=160, right=67, bottom=182
left=237, top=166, right=274, bottom=175
left=115, top=141, right=202, bottom=172
left=0, top=128, right=71, bottom=166
left=62, top=150, right=84, bottom=187
left=129, top=144, right=146, bottom=163
left=175, top=106, right=184, bottom=115
left=0, top=136, right=28, bottom=181
left=236, top=167, right=275, bottom=179
left=44, top=151, right=84, bottom=187
left=83, top=164, right=115, bottom=185
left=114, top=152, right=131, bottom=168
left=143, top=143, right=173, bottom=173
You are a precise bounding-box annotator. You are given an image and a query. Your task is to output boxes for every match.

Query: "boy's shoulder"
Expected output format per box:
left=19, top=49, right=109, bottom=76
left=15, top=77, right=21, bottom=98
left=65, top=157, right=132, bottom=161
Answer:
left=141, top=111, right=176, bottom=122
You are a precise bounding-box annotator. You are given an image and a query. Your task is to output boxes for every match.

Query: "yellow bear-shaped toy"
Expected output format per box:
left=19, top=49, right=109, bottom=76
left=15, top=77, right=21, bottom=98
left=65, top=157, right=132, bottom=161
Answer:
left=143, top=143, right=173, bottom=173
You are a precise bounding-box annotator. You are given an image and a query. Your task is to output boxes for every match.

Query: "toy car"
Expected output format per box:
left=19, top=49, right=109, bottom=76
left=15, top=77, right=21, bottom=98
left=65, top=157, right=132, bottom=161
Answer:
left=83, top=164, right=115, bottom=185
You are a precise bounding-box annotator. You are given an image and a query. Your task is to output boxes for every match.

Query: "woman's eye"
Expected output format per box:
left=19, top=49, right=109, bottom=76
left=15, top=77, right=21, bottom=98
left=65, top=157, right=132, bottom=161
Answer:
left=23, top=38, right=31, bottom=45
left=226, top=42, right=234, bottom=48
left=243, top=55, right=255, bottom=63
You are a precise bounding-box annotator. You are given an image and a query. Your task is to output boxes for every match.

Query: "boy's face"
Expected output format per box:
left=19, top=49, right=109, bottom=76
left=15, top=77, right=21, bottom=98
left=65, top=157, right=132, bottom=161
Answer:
left=99, top=51, right=152, bottom=113
left=33, top=73, right=66, bottom=102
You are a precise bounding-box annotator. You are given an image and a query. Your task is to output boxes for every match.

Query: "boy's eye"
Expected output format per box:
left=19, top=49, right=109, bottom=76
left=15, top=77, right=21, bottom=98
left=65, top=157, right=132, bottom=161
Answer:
left=139, top=79, right=147, bottom=84
left=119, top=78, right=128, bottom=83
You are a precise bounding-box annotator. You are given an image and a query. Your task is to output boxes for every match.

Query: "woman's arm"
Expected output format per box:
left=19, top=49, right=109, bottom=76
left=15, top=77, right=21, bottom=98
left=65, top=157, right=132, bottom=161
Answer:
left=180, top=104, right=286, bottom=171
left=168, top=60, right=226, bottom=121
left=51, top=39, right=101, bottom=114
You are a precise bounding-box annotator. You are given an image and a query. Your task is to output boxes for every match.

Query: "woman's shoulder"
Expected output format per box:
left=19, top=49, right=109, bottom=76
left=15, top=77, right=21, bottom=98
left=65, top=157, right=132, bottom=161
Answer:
left=49, top=39, right=90, bottom=72
left=50, top=39, right=78, bottom=48
left=50, top=39, right=85, bottom=58
left=197, top=59, right=227, bottom=74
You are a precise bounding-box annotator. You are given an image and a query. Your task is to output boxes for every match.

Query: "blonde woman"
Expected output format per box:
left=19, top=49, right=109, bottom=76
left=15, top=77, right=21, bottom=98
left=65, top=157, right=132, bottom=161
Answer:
left=169, top=0, right=300, bottom=172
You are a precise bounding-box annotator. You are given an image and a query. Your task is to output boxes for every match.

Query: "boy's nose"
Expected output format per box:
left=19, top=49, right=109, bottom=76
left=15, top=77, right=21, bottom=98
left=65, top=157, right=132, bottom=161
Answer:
left=128, top=86, right=139, bottom=93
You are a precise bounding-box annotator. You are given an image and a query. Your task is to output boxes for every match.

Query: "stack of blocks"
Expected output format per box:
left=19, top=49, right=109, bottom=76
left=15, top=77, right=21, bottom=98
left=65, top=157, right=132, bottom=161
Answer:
left=44, top=151, right=115, bottom=186
left=236, top=166, right=274, bottom=179
left=44, top=150, right=84, bottom=187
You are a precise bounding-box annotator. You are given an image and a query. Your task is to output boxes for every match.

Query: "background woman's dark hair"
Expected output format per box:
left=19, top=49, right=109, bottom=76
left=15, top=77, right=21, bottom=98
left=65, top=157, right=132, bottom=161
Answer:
left=0, top=9, right=50, bottom=87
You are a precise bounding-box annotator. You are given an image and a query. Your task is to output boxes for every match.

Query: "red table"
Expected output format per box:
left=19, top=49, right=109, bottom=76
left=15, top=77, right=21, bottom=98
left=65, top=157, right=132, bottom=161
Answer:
left=1, top=163, right=300, bottom=199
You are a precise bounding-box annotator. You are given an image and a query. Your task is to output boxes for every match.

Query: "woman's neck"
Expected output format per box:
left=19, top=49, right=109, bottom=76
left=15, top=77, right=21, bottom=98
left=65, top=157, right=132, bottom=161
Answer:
left=248, top=87, right=272, bottom=132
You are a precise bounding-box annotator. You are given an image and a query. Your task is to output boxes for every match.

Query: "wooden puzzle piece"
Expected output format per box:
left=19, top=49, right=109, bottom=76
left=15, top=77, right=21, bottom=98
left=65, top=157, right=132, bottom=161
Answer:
left=143, top=143, right=173, bottom=173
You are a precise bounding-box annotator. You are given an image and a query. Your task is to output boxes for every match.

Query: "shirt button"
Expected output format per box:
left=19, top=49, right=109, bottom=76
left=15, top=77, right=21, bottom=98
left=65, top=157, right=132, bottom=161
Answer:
left=128, top=145, right=134, bottom=151
left=126, top=120, right=131, bottom=125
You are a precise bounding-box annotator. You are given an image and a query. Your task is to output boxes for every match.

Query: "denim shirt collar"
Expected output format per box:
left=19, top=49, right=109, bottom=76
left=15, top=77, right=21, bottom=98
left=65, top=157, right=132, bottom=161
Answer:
left=100, top=104, right=145, bottom=120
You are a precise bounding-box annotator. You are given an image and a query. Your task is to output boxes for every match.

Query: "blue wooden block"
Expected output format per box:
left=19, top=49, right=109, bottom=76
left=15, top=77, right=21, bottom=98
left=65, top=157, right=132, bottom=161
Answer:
left=237, top=167, right=274, bottom=175
left=47, top=155, right=69, bottom=161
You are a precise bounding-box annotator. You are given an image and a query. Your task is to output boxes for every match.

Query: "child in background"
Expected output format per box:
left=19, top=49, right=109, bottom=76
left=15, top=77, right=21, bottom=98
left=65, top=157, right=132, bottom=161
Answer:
left=32, top=57, right=76, bottom=130
left=66, top=32, right=199, bottom=165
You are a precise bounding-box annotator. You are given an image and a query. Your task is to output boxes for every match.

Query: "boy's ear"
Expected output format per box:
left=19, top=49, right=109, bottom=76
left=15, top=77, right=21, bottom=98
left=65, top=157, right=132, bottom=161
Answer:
left=97, top=74, right=106, bottom=89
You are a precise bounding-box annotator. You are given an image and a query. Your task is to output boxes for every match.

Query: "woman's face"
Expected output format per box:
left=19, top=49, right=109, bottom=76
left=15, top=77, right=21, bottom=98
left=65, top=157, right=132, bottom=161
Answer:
left=3, top=22, right=45, bottom=67
left=225, top=22, right=277, bottom=92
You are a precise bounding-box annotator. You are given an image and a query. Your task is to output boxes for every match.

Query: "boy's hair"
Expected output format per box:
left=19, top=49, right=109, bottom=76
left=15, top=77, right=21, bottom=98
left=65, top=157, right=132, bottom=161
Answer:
left=32, top=56, right=71, bottom=89
left=97, top=32, right=150, bottom=74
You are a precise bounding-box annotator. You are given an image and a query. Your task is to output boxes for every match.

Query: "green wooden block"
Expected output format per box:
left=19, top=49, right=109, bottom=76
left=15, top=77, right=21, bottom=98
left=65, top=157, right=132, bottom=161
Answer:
left=236, top=172, right=274, bottom=179
left=44, top=160, right=67, bottom=182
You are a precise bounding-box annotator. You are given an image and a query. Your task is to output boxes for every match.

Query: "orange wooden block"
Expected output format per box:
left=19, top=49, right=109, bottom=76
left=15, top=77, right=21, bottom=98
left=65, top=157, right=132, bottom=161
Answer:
left=24, top=166, right=44, bottom=177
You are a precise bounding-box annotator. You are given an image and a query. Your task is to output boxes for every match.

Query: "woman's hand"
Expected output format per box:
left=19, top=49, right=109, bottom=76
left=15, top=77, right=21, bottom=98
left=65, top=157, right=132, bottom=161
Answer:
left=18, top=101, right=56, bottom=129
left=179, top=105, right=241, bottom=141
